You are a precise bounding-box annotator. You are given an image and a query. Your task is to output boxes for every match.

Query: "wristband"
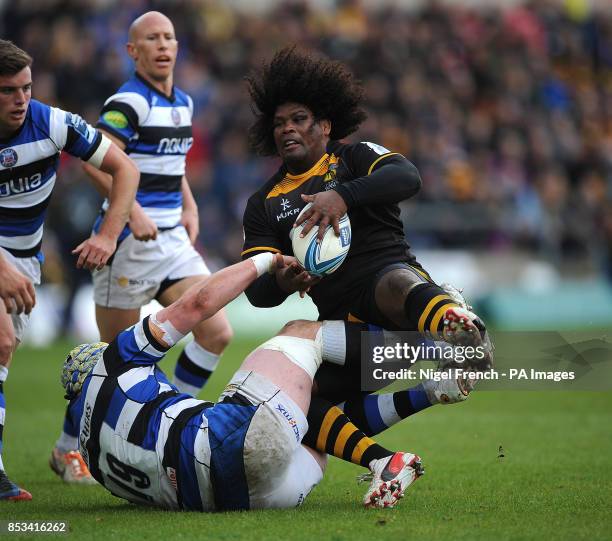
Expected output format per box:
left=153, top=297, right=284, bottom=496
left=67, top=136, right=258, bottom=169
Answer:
left=251, top=252, right=275, bottom=277
left=149, top=312, right=185, bottom=348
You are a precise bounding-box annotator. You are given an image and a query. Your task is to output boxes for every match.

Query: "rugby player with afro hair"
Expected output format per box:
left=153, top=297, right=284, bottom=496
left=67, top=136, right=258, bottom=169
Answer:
left=242, top=47, right=493, bottom=485
left=247, top=45, right=367, bottom=158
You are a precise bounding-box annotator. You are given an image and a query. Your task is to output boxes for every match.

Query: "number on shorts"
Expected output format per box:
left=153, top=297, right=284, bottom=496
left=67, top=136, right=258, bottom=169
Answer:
left=106, top=453, right=153, bottom=501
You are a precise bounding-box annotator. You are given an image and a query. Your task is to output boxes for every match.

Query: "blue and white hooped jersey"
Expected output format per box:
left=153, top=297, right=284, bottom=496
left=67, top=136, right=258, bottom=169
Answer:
left=95, top=73, right=193, bottom=237
left=70, top=317, right=258, bottom=511
left=0, top=99, right=104, bottom=259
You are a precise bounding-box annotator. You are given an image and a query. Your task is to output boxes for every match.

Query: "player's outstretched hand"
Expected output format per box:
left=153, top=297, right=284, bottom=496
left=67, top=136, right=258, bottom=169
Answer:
left=274, top=257, right=321, bottom=297
left=295, top=191, right=348, bottom=242
left=129, top=205, right=158, bottom=241
left=73, top=234, right=117, bottom=271
left=0, top=259, right=36, bottom=314
left=181, top=208, right=199, bottom=245
left=272, top=253, right=296, bottom=269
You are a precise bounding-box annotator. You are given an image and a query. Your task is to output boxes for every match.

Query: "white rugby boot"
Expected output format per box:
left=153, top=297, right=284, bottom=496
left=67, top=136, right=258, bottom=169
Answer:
left=437, top=282, right=494, bottom=371
left=422, top=371, right=472, bottom=404
left=439, top=282, right=472, bottom=311
left=359, top=452, right=424, bottom=509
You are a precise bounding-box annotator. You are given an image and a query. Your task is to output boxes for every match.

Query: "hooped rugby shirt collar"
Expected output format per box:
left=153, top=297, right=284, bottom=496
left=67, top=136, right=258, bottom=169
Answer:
left=134, top=71, right=176, bottom=103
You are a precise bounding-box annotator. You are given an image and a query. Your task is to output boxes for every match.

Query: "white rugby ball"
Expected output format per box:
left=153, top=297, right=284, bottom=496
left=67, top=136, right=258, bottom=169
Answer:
left=290, top=203, right=351, bottom=277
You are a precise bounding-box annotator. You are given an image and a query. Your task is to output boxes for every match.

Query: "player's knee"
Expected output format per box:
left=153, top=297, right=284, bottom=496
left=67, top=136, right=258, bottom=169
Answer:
left=278, top=320, right=321, bottom=340
left=194, top=323, right=233, bottom=354
left=376, top=269, right=424, bottom=305
left=215, top=324, right=233, bottom=350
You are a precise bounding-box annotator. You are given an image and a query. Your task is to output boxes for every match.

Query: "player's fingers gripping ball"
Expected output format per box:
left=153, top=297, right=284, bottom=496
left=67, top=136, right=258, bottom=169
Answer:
left=290, top=203, right=351, bottom=277
left=61, top=342, right=108, bottom=399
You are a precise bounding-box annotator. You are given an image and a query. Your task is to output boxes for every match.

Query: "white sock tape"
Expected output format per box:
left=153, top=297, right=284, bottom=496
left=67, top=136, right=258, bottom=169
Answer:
left=321, top=320, right=346, bottom=365
left=150, top=313, right=185, bottom=348
left=256, top=335, right=322, bottom=380
left=250, top=252, right=275, bottom=277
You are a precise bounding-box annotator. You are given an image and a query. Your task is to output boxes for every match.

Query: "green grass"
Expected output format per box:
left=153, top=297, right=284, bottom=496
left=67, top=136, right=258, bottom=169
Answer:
left=2, top=337, right=611, bottom=540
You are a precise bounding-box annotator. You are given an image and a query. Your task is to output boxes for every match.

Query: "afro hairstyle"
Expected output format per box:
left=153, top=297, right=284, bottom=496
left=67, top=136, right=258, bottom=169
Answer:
left=246, top=46, right=367, bottom=156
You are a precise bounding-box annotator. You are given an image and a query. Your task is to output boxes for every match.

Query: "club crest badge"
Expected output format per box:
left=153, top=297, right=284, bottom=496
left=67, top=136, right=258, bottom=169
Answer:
left=324, top=163, right=338, bottom=182
left=171, top=108, right=181, bottom=126
left=0, top=148, right=18, bottom=168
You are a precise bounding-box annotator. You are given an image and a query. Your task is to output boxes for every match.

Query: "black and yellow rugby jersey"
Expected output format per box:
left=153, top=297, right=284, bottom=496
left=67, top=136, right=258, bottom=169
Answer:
left=242, top=139, right=422, bottom=319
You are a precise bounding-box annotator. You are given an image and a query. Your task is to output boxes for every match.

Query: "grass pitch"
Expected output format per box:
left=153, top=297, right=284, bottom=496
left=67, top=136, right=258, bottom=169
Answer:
left=2, top=337, right=611, bottom=540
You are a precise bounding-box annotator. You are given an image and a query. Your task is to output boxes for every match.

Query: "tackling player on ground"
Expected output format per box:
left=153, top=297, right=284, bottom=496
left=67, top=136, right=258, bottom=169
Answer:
left=0, top=40, right=139, bottom=500
left=242, top=47, right=493, bottom=466
left=50, top=11, right=233, bottom=485
left=60, top=253, right=423, bottom=511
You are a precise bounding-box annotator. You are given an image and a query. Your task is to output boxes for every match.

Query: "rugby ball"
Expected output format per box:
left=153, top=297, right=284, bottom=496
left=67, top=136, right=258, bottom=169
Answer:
left=290, top=203, right=351, bottom=277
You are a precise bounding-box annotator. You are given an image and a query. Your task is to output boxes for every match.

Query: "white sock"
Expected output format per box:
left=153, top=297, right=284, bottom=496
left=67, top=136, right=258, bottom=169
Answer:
left=55, top=432, right=78, bottom=453
left=173, top=341, right=220, bottom=397
left=321, top=321, right=346, bottom=366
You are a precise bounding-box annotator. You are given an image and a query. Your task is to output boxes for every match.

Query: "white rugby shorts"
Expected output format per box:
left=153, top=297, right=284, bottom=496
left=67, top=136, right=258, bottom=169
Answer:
left=92, top=226, right=209, bottom=309
left=0, top=246, right=41, bottom=342
left=219, top=371, right=324, bottom=509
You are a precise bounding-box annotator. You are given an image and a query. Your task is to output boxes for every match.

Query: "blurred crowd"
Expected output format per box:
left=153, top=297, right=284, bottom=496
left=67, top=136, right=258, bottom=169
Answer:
left=2, top=0, right=611, bottom=286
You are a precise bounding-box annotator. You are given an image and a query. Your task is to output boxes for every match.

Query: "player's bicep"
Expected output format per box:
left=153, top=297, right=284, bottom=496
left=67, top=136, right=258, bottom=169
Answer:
left=95, top=139, right=137, bottom=176
left=241, top=197, right=282, bottom=259
left=98, top=128, right=126, bottom=151
left=347, top=142, right=406, bottom=177
left=61, top=111, right=105, bottom=161
left=97, top=104, right=139, bottom=146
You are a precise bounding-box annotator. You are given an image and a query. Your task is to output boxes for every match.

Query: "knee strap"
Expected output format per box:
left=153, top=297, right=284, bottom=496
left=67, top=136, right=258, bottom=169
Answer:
left=256, top=333, right=322, bottom=380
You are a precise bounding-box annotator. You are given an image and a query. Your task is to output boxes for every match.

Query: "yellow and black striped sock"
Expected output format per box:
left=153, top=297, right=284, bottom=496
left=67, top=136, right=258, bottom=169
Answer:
left=404, top=283, right=460, bottom=338
left=303, top=396, right=393, bottom=467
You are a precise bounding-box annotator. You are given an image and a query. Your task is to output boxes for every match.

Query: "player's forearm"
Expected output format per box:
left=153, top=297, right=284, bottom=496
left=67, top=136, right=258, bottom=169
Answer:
left=85, top=160, right=146, bottom=221
left=245, top=274, right=291, bottom=308
left=83, top=161, right=113, bottom=199
left=96, top=148, right=139, bottom=240
left=334, top=160, right=422, bottom=208
left=159, top=254, right=274, bottom=334
left=181, top=176, right=197, bottom=213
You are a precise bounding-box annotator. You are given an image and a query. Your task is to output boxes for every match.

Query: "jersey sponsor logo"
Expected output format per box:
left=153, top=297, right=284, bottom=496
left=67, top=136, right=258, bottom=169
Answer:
left=0, top=172, right=43, bottom=197
left=65, top=112, right=97, bottom=143
left=103, top=110, right=129, bottom=129
left=276, top=207, right=300, bottom=222
left=365, top=142, right=391, bottom=155
left=79, top=402, right=93, bottom=464
left=157, top=137, right=193, bottom=155
left=280, top=198, right=291, bottom=211
left=171, top=107, right=181, bottom=126
left=276, top=403, right=300, bottom=441
left=0, top=148, right=18, bottom=168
